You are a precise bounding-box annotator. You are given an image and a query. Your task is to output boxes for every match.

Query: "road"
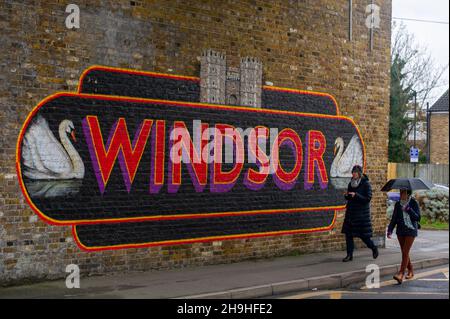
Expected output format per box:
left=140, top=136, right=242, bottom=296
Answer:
left=279, top=230, right=449, bottom=299
left=0, top=230, right=446, bottom=299
left=279, top=265, right=448, bottom=299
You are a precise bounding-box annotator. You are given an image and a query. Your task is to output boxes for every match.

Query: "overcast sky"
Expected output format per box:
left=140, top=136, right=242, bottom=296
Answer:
left=392, top=0, right=449, bottom=105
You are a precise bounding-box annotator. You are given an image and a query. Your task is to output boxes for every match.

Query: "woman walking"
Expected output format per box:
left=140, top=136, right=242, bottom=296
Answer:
left=341, top=165, right=379, bottom=262
left=387, top=189, right=421, bottom=284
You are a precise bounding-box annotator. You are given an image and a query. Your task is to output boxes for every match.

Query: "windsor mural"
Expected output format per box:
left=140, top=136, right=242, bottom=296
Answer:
left=17, top=50, right=365, bottom=250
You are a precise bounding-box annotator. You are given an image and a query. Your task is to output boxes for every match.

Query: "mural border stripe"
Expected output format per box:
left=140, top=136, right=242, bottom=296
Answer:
left=262, top=85, right=340, bottom=115
left=78, top=65, right=201, bottom=88
left=16, top=92, right=365, bottom=226
left=77, top=65, right=341, bottom=115
left=72, top=211, right=338, bottom=251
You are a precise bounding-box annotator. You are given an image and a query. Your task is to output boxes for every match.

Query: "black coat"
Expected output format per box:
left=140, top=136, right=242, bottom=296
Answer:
left=387, top=198, right=421, bottom=237
left=341, top=174, right=373, bottom=238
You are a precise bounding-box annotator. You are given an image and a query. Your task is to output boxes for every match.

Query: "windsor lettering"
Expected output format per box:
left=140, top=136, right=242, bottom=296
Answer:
left=82, top=116, right=329, bottom=195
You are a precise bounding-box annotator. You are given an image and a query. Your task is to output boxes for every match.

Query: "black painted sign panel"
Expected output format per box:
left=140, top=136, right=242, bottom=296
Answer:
left=17, top=66, right=365, bottom=250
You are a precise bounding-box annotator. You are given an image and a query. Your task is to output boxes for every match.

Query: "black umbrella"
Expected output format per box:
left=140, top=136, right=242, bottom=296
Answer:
left=381, top=178, right=434, bottom=192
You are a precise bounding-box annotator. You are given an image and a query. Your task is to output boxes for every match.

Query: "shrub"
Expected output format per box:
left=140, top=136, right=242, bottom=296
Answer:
left=414, top=188, right=449, bottom=223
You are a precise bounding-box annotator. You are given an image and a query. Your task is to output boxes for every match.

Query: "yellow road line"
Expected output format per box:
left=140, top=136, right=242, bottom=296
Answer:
left=282, top=290, right=448, bottom=299
left=361, top=267, right=449, bottom=290
left=281, top=267, right=449, bottom=299
left=329, top=292, right=342, bottom=299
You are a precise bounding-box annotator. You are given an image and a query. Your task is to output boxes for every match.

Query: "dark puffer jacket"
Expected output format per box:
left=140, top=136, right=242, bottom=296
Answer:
left=387, top=198, right=421, bottom=237
left=341, top=174, right=373, bottom=238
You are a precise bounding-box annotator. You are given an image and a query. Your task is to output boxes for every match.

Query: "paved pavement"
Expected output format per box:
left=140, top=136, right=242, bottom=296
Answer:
left=0, top=230, right=448, bottom=299
left=278, top=265, right=449, bottom=299
left=386, top=230, right=449, bottom=253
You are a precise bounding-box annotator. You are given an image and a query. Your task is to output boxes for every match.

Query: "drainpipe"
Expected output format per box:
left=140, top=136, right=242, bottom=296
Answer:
left=426, top=102, right=431, bottom=164
left=413, top=90, right=417, bottom=177
left=427, top=102, right=431, bottom=164
left=349, top=0, right=353, bottom=42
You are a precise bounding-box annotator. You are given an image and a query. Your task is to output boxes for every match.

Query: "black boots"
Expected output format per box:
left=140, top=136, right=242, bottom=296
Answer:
left=342, top=255, right=353, bottom=262
left=372, top=246, right=379, bottom=259
left=343, top=247, right=377, bottom=262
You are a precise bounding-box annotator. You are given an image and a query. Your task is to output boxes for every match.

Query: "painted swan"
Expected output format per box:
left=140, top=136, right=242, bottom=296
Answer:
left=21, top=116, right=85, bottom=180
left=330, top=134, right=363, bottom=178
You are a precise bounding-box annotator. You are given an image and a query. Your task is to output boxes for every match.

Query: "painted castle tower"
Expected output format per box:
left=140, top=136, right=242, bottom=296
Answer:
left=200, top=49, right=262, bottom=107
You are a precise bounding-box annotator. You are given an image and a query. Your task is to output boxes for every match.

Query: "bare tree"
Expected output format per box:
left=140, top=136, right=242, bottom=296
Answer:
left=392, top=21, right=448, bottom=110
left=391, top=22, right=448, bottom=140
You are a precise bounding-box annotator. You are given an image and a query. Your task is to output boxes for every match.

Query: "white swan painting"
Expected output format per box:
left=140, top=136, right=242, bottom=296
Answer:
left=330, top=134, right=363, bottom=189
left=23, top=179, right=83, bottom=198
left=21, top=116, right=85, bottom=181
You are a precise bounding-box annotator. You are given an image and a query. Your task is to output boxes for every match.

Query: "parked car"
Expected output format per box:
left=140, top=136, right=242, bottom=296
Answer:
left=386, top=191, right=400, bottom=211
left=433, top=184, right=449, bottom=192
left=387, top=191, right=400, bottom=201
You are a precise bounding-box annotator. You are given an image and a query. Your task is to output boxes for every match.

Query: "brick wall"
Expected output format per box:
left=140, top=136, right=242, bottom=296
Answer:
left=430, top=113, right=449, bottom=164
left=0, top=0, right=391, bottom=285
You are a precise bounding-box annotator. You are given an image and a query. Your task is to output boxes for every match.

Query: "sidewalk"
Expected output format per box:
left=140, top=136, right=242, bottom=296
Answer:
left=0, top=231, right=448, bottom=299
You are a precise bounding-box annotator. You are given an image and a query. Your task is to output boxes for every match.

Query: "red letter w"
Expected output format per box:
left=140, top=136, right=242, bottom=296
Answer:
left=82, top=116, right=153, bottom=194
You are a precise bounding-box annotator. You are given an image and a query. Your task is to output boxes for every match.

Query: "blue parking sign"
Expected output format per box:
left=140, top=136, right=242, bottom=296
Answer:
left=410, top=147, right=419, bottom=163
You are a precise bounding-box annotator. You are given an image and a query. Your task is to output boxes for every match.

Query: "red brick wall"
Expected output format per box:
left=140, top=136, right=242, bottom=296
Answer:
left=430, top=113, right=449, bottom=164
left=0, top=0, right=391, bottom=285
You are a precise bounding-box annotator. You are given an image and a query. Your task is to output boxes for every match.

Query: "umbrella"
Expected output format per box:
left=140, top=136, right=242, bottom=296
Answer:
left=381, top=178, right=434, bottom=192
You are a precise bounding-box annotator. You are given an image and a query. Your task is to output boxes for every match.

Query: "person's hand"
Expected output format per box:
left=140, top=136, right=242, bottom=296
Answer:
left=387, top=232, right=392, bottom=239
left=348, top=192, right=356, bottom=197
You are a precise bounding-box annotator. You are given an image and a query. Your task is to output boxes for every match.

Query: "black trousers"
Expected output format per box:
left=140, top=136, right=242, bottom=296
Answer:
left=345, top=233, right=375, bottom=256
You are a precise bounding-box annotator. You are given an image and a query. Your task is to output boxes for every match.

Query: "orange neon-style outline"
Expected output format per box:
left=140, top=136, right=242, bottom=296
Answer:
left=78, top=66, right=340, bottom=115
left=262, top=85, right=340, bottom=115
left=14, top=66, right=359, bottom=250
left=72, top=210, right=337, bottom=251
left=78, top=65, right=200, bottom=95
left=17, top=93, right=365, bottom=226
left=16, top=92, right=366, bottom=225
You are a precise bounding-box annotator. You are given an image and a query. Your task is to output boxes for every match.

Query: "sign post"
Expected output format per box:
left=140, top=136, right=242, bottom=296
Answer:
left=410, top=147, right=419, bottom=177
